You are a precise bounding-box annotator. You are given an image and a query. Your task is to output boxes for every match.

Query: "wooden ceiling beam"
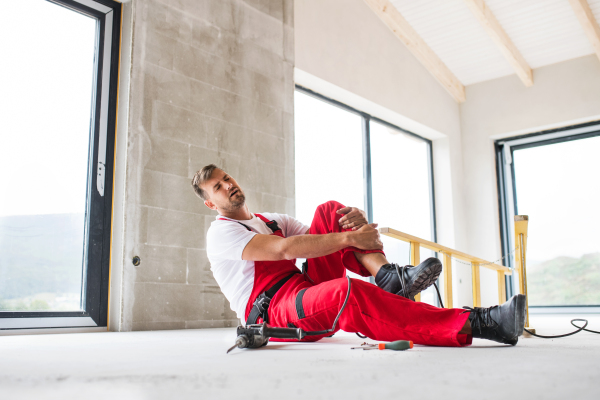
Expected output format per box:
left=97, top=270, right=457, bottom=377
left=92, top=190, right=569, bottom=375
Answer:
left=363, top=0, right=466, bottom=103
left=569, top=0, right=600, bottom=63
left=463, top=0, right=533, bottom=87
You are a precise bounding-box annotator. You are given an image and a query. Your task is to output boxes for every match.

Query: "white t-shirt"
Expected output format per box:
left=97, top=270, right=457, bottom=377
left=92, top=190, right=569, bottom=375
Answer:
left=206, top=213, right=309, bottom=320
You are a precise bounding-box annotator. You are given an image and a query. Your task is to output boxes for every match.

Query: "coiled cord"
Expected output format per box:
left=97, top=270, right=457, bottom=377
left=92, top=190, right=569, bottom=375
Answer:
left=345, top=277, right=600, bottom=341
left=303, top=276, right=352, bottom=336
left=524, top=318, right=600, bottom=338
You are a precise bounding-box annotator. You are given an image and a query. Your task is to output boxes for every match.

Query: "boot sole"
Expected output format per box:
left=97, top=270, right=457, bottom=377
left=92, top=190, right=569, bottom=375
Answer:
left=515, top=294, right=526, bottom=337
left=406, top=258, right=443, bottom=300
left=504, top=294, right=526, bottom=346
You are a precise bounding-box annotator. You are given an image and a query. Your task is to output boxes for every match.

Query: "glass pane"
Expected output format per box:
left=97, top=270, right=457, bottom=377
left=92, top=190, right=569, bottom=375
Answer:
left=294, top=91, right=364, bottom=225
left=0, top=0, right=97, bottom=311
left=513, top=136, right=600, bottom=306
left=294, top=91, right=365, bottom=278
left=370, top=121, right=436, bottom=304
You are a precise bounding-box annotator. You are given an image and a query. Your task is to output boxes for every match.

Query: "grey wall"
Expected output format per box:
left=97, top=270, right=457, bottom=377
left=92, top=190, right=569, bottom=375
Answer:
left=111, top=0, right=294, bottom=331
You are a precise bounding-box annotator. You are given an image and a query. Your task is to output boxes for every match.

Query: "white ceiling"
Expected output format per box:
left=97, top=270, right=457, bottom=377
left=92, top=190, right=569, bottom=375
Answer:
left=389, top=0, right=600, bottom=85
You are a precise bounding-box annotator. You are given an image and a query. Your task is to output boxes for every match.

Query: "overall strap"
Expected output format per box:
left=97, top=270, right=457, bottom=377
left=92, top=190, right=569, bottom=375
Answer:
left=254, top=213, right=281, bottom=233
left=245, top=272, right=298, bottom=325
left=217, top=217, right=251, bottom=231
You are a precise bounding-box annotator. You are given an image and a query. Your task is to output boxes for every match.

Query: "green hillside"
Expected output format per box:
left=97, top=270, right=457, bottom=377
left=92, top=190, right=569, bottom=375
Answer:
left=0, top=213, right=85, bottom=311
left=527, top=252, right=600, bottom=306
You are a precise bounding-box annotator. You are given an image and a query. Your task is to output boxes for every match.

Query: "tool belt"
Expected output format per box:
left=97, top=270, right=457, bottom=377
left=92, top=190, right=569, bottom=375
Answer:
left=246, top=272, right=299, bottom=325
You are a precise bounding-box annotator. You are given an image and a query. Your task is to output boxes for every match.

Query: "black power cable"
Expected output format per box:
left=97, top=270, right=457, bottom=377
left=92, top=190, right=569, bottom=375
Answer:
left=304, top=276, right=353, bottom=337
left=524, top=319, right=600, bottom=338
left=357, top=275, right=600, bottom=340
left=430, top=281, right=600, bottom=340
left=354, top=279, right=447, bottom=340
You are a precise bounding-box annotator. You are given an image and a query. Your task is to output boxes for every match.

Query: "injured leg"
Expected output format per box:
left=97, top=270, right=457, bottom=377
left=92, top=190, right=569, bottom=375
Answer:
left=354, top=251, right=443, bottom=300
left=353, top=251, right=388, bottom=276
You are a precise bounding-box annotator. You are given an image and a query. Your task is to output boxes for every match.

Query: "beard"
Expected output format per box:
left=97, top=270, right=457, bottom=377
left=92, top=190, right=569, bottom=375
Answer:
left=222, top=191, right=246, bottom=211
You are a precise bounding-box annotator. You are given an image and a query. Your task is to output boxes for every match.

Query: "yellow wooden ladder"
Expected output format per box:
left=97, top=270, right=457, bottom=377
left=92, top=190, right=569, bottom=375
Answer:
left=380, top=215, right=530, bottom=321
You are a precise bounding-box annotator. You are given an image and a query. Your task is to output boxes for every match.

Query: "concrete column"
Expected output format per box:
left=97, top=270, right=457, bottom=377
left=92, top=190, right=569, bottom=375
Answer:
left=112, top=0, right=294, bottom=331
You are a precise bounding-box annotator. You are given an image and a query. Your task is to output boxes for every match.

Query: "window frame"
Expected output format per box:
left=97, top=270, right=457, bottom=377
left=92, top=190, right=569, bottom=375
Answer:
left=0, top=0, right=122, bottom=330
left=294, top=85, right=438, bottom=264
left=495, top=121, right=600, bottom=311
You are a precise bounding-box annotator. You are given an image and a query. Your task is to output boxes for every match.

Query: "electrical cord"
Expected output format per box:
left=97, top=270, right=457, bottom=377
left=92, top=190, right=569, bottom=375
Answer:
left=356, top=272, right=447, bottom=340
left=357, top=277, right=446, bottom=340
left=303, top=276, right=352, bottom=336
left=524, top=319, right=600, bottom=338
left=324, top=276, right=600, bottom=341
left=406, top=274, right=600, bottom=340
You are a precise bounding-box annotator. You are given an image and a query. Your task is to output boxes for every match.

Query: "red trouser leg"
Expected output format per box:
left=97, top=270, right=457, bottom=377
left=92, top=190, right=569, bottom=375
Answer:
left=304, top=200, right=384, bottom=284
left=270, top=277, right=471, bottom=347
left=268, top=201, right=471, bottom=347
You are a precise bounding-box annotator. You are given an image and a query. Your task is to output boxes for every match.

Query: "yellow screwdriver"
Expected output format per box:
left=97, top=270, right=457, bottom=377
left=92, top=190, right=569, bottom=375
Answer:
left=351, top=340, right=413, bottom=351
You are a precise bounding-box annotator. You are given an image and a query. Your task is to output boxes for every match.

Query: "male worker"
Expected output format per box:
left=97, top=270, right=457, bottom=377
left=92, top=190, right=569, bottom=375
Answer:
left=192, top=164, right=526, bottom=346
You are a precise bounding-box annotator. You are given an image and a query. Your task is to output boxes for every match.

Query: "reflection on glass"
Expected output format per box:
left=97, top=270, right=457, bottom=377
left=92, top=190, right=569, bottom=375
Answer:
left=294, top=91, right=364, bottom=225
left=513, top=136, right=600, bottom=305
left=0, top=0, right=96, bottom=311
left=294, top=91, right=365, bottom=278
left=370, top=121, right=435, bottom=303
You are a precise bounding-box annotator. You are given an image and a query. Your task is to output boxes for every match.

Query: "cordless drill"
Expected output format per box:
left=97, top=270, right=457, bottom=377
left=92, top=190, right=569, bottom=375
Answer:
left=227, top=323, right=306, bottom=353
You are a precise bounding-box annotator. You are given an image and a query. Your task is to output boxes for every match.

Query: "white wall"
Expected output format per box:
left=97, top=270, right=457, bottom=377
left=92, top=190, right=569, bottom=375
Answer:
left=460, top=54, right=600, bottom=306
left=296, top=1, right=600, bottom=308
left=295, top=0, right=468, bottom=258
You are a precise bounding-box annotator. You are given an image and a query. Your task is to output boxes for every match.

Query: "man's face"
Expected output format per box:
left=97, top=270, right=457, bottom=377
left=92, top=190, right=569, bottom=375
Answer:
left=202, top=169, right=246, bottom=212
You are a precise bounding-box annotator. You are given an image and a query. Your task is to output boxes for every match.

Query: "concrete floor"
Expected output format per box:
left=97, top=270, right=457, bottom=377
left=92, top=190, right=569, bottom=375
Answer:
left=1, top=314, right=599, bottom=400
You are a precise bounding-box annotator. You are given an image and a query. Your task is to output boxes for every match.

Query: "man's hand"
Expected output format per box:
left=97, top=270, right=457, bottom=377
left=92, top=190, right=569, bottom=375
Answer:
left=350, top=223, right=383, bottom=250
left=337, top=206, right=369, bottom=231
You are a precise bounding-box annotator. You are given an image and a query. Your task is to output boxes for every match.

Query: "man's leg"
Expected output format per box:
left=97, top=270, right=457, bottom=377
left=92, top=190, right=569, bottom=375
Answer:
left=304, top=201, right=386, bottom=284
left=306, top=201, right=443, bottom=300
left=273, top=277, right=472, bottom=346
left=354, top=252, right=388, bottom=276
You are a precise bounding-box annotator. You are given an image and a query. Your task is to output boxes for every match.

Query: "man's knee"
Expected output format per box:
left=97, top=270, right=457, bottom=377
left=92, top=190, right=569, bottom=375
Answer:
left=315, top=200, right=345, bottom=216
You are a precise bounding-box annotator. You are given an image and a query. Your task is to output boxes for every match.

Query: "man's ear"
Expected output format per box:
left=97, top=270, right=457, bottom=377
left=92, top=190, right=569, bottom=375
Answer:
left=204, top=199, right=217, bottom=211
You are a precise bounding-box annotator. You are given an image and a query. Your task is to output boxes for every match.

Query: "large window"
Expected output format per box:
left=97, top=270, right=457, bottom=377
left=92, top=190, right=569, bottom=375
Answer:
left=497, top=123, right=600, bottom=308
left=294, top=91, right=365, bottom=224
left=0, top=0, right=122, bottom=329
left=294, top=87, right=437, bottom=302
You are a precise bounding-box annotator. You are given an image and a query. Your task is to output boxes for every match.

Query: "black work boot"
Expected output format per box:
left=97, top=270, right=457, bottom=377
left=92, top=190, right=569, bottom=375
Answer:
left=375, top=257, right=443, bottom=300
left=462, top=294, right=526, bottom=346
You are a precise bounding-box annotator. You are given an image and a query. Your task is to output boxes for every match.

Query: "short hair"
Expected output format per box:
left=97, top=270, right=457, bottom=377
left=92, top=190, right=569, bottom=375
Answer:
left=191, top=164, right=219, bottom=200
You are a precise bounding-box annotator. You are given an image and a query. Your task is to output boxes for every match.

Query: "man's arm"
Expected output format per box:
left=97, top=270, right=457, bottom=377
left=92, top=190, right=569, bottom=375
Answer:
left=300, top=206, right=369, bottom=235
left=242, top=223, right=382, bottom=261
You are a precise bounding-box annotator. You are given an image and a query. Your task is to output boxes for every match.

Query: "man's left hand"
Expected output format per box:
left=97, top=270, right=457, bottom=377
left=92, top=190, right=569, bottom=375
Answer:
left=337, top=207, right=369, bottom=231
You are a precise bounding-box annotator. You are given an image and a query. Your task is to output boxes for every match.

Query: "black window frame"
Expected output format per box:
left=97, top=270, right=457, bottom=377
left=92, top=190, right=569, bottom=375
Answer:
left=495, top=121, right=600, bottom=309
left=294, top=85, right=438, bottom=274
left=0, top=0, right=122, bottom=330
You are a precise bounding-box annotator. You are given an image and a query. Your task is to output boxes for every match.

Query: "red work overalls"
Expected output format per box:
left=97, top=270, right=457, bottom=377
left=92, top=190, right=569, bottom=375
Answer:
left=235, top=201, right=471, bottom=347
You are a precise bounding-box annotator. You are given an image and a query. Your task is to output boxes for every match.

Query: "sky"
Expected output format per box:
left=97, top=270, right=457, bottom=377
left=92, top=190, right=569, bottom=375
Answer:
left=0, top=0, right=96, bottom=217
left=513, top=136, right=600, bottom=261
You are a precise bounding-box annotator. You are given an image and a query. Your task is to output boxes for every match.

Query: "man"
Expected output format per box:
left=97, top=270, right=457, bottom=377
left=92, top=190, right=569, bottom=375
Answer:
left=192, top=164, right=526, bottom=346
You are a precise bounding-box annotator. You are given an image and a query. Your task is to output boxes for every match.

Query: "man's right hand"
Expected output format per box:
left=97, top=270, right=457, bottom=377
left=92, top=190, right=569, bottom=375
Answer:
left=350, top=223, right=383, bottom=250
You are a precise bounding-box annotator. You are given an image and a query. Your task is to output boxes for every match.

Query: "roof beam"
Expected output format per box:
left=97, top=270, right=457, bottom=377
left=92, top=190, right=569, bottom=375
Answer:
left=463, top=0, right=533, bottom=87
left=363, top=0, right=466, bottom=103
left=569, top=0, right=600, bottom=63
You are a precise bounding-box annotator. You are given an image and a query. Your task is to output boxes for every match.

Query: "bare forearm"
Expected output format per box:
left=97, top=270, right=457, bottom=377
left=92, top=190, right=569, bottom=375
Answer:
left=280, top=232, right=353, bottom=260
left=241, top=223, right=381, bottom=261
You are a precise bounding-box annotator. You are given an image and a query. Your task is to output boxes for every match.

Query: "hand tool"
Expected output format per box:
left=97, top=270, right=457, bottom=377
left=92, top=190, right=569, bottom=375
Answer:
left=351, top=340, right=413, bottom=351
